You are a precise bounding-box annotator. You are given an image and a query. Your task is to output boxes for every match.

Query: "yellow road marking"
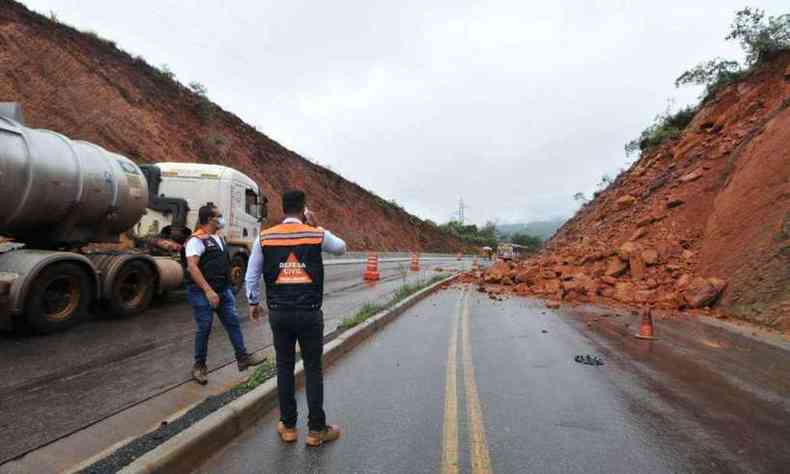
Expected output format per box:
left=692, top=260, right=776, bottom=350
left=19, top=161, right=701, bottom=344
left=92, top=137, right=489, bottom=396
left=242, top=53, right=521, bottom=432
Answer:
left=441, top=296, right=461, bottom=474
left=462, top=289, right=493, bottom=473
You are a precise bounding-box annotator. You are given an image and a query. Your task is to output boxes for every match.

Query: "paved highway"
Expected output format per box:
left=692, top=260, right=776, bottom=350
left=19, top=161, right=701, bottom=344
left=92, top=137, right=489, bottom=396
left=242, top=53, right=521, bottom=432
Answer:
left=199, top=284, right=790, bottom=474
left=0, top=255, right=469, bottom=465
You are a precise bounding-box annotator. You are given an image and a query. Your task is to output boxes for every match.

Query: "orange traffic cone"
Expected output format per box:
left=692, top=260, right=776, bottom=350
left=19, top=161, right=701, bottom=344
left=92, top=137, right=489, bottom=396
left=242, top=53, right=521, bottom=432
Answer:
left=457, top=252, right=463, bottom=261
left=635, top=308, right=658, bottom=340
left=410, top=253, right=420, bottom=271
left=364, top=253, right=380, bottom=281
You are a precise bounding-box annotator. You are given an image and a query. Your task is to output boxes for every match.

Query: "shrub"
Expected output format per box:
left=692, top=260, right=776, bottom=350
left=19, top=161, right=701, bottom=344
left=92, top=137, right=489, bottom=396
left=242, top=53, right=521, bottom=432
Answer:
left=189, top=81, right=213, bottom=122
left=629, top=7, right=790, bottom=157
left=625, top=105, right=697, bottom=156
left=188, top=81, right=208, bottom=96
left=597, top=174, right=613, bottom=190
left=675, top=58, right=745, bottom=103
left=726, top=7, right=790, bottom=66
left=158, top=64, right=176, bottom=82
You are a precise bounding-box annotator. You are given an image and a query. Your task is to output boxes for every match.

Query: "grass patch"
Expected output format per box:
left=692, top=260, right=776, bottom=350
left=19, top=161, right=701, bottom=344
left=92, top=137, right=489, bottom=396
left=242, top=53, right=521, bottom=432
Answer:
left=338, top=274, right=450, bottom=331
left=338, top=303, right=386, bottom=331
left=239, top=358, right=277, bottom=393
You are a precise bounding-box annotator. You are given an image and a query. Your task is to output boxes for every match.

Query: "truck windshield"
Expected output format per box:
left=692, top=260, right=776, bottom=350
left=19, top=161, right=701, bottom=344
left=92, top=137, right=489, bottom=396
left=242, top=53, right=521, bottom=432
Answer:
left=245, top=189, right=259, bottom=218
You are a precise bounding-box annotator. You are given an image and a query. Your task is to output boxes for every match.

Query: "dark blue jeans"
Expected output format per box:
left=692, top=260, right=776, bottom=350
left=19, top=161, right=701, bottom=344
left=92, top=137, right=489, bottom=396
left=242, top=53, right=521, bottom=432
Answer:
left=187, top=285, right=247, bottom=364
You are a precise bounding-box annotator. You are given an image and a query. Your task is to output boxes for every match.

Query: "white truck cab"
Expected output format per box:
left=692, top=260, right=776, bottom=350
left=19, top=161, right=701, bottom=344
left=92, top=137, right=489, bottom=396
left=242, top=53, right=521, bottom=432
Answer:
left=133, top=162, right=265, bottom=294
left=135, top=162, right=264, bottom=249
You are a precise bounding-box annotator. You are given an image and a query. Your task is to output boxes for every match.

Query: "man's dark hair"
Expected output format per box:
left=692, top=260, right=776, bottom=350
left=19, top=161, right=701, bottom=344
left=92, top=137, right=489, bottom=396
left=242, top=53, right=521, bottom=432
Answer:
left=282, top=190, right=306, bottom=215
left=198, top=203, right=217, bottom=225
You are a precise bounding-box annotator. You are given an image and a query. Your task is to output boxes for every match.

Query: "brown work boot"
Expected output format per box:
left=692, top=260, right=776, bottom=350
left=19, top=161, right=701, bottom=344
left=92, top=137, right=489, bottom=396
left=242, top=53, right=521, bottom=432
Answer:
left=192, top=362, right=208, bottom=385
left=237, top=351, right=267, bottom=371
left=277, top=421, right=298, bottom=443
left=305, top=425, right=341, bottom=447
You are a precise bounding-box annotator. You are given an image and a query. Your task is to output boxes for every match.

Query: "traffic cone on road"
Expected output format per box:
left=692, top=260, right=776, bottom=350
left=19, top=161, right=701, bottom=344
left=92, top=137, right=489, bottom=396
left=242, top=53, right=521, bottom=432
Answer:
left=363, top=253, right=380, bottom=281
left=410, top=253, right=420, bottom=271
left=635, top=308, right=658, bottom=340
left=457, top=252, right=463, bottom=261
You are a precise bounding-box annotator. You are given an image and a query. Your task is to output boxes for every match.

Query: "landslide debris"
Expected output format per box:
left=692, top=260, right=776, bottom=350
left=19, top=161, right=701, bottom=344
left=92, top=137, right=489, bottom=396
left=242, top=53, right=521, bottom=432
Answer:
left=481, top=51, right=790, bottom=332
left=0, top=1, right=469, bottom=252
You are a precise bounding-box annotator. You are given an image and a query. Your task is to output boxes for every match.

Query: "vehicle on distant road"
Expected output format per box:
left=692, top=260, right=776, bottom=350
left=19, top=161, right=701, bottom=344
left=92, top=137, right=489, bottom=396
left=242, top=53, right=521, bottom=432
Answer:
left=0, top=103, right=265, bottom=333
left=496, top=242, right=527, bottom=261
left=481, top=246, right=494, bottom=260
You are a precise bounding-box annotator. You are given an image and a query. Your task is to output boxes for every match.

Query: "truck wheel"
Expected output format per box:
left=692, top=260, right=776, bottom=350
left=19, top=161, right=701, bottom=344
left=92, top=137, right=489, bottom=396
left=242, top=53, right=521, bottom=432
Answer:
left=230, top=254, right=247, bottom=295
left=108, top=260, right=155, bottom=317
left=24, top=262, right=93, bottom=333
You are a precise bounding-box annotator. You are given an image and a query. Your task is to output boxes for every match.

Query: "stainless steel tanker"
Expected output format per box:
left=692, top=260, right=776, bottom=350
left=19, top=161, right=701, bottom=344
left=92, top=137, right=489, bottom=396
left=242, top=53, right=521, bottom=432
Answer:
left=1, top=110, right=149, bottom=246
left=0, top=103, right=264, bottom=333
left=0, top=105, right=183, bottom=332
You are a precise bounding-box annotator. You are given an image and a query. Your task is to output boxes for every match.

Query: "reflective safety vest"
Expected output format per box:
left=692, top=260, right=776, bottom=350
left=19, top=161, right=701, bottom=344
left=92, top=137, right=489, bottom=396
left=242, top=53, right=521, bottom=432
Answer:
left=182, top=228, right=231, bottom=292
left=260, top=223, right=325, bottom=311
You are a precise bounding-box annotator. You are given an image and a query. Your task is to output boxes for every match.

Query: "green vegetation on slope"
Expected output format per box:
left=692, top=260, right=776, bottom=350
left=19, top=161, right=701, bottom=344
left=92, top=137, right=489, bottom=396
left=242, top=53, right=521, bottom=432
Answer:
left=626, top=7, right=790, bottom=157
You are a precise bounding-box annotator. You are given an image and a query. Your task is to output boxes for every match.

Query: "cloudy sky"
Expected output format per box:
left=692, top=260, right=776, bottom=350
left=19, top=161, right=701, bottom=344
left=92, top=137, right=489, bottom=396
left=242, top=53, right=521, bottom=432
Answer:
left=21, top=0, right=786, bottom=225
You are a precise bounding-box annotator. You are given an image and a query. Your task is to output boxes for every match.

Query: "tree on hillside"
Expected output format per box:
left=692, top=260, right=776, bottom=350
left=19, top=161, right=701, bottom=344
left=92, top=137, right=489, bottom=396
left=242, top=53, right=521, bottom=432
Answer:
left=440, top=220, right=498, bottom=248
left=727, top=7, right=790, bottom=65
left=675, top=8, right=790, bottom=103
left=509, top=233, right=542, bottom=253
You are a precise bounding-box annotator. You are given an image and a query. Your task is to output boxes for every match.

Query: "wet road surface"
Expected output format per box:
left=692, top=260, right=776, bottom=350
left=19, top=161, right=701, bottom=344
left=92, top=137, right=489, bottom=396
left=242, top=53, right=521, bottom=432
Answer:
left=199, top=285, right=790, bottom=474
left=0, top=256, right=468, bottom=464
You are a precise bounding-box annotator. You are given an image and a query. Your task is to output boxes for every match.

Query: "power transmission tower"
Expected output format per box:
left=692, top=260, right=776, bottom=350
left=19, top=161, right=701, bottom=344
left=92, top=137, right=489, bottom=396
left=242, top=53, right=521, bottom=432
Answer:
left=457, top=197, right=468, bottom=225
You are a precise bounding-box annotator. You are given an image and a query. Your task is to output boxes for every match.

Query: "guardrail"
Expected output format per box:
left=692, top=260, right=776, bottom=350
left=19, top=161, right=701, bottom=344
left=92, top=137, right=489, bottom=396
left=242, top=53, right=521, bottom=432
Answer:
left=323, top=252, right=468, bottom=266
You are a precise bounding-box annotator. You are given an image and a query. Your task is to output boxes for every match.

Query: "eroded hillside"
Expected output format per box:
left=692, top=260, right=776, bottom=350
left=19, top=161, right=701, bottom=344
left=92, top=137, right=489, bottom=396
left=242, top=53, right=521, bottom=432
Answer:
left=482, top=53, right=790, bottom=331
left=0, top=0, right=468, bottom=252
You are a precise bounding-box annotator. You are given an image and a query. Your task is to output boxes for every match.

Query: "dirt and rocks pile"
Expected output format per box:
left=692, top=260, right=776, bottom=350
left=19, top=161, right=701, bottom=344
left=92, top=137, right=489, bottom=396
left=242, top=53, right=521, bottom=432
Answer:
left=481, top=53, right=790, bottom=332
left=0, top=1, right=469, bottom=252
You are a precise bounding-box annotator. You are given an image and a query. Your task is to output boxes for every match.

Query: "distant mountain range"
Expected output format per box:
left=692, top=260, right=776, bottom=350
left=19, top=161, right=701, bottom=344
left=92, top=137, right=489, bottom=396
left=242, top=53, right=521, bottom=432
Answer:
left=496, top=217, right=567, bottom=241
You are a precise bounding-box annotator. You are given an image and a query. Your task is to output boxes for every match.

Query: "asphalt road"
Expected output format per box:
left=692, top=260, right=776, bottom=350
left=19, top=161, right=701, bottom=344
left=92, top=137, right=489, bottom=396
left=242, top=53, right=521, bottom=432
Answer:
left=198, top=285, right=790, bottom=474
left=0, top=256, right=468, bottom=464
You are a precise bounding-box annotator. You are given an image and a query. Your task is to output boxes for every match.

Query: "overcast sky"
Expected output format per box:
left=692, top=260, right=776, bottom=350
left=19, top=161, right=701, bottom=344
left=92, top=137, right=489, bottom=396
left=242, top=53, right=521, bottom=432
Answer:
left=20, top=0, right=786, bottom=225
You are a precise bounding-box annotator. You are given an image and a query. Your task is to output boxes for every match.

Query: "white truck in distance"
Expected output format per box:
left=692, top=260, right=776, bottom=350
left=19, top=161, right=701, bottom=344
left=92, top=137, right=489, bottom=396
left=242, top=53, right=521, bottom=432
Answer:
left=0, top=103, right=265, bottom=333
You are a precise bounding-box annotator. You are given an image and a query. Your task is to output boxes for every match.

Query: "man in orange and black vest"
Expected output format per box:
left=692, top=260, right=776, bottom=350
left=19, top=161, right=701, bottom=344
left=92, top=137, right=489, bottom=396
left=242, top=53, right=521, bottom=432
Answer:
left=184, top=203, right=266, bottom=385
left=245, top=190, right=347, bottom=447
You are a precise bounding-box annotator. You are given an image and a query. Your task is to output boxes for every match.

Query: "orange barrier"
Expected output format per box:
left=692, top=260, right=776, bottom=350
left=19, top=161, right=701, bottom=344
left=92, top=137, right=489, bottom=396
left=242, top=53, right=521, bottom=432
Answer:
left=410, top=253, right=420, bottom=271
left=635, top=308, right=658, bottom=340
left=363, top=253, right=380, bottom=281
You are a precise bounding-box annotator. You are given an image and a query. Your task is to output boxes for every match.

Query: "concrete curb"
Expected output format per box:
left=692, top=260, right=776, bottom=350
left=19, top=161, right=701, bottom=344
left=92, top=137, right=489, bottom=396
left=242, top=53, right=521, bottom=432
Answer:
left=118, top=272, right=461, bottom=474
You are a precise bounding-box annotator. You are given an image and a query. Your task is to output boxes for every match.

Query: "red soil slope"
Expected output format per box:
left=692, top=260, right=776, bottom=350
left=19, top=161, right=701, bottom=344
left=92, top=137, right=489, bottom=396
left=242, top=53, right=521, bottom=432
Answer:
left=482, top=53, right=790, bottom=331
left=0, top=1, right=468, bottom=252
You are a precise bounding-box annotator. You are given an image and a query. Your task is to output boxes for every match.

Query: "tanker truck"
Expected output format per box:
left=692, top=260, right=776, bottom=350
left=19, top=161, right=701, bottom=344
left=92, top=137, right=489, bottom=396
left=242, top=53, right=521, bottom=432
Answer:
left=0, top=103, right=266, bottom=333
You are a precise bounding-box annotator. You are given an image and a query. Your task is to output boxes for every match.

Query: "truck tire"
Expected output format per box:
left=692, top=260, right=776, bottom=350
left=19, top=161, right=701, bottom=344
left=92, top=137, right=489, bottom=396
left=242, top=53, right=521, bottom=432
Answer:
left=230, top=254, right=248, bottom=295
left=24, top=262, right=93, bottom=333
left=107, top=260, right=155, bottom=317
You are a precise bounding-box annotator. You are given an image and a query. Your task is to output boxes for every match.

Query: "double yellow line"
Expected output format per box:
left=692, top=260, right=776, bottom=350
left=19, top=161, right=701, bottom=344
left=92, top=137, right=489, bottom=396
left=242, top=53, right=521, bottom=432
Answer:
left=441, top=288, right=493, bottom=474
